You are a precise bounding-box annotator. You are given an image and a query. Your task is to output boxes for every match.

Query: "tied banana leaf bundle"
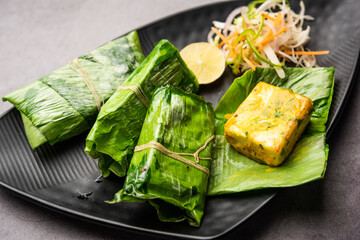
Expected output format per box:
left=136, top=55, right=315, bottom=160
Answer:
left=85, top=40, right=199, bottom=178
left=2, top=31, right=144, bottom=149
left=208, top=67, right=335, bottom=195
left=109, top=86, right=215, bottom=227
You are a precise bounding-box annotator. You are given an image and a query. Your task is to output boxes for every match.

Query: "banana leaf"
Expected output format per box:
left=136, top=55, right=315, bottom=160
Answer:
left=85, top=40, right=199, bottom=178
left=2, top=31, right=144, bottom=149
left=208, top=67, right=334, bottom=195
left=109, top=86, right=215, bottom=227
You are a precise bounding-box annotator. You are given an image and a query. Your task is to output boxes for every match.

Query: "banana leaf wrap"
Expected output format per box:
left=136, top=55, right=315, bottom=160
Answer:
left=85, top=40, right=199, bottom=177
left=2, top=31, right=144, bottom=149
left=208, top=67, right=335, bottom=195
left=109, top=86, right=215, bottom=227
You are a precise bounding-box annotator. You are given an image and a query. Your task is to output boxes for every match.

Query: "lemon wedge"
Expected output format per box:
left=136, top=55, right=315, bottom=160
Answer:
left=180, top=42, right=225, bottom=85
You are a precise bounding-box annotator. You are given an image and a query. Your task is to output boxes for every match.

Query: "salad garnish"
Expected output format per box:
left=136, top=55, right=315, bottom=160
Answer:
left=208, top=0, right=329, bottom=78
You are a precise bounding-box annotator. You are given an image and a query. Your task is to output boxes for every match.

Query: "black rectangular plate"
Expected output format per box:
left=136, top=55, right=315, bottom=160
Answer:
left=0, top=0, right=359, bottom=239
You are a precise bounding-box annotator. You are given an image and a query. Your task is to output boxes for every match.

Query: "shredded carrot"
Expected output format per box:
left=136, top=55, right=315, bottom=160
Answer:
left=226, top=30, right=239, bottom=40
left=223, top=29, right=241, bottom=47
left=232, top=35, right=246, bottom=48
left=282, top=50, right=330, bottom=55
left=218, top=30, right=237, bottom=47
left=261, top=12, right=276, bottom=21
left=218, top=41, right=225, bottom=48
left=242, top=15, right=247, bottom=29
left=243, top=54, right=256, bottom=71
left=274, top=27, right=287, bottom=37
left=260, top=27, right=288, bottom=46
left=249, top=58, right=258, bottom=66
left=255, top=30, right=273, bottom=47
left=235, top=64, right=240, bottom=73
left=225, top=45, right=234, bottom=51
left=211, top=27, right=230, bottom=47
left=227, top=50, right=237, bottom=60
left=274, top=12, right=282, bottom=29
left=235, top=44, right=243, bottom=52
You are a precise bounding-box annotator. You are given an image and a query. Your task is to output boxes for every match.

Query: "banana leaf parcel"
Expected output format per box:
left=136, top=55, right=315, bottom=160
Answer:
left=2, top=31, right=144, bottom=149
left=109, top=86, right=215, bottom=227
left=85, top=40, right=199, bottom=178
left=208, top=67, right=335, bottom=195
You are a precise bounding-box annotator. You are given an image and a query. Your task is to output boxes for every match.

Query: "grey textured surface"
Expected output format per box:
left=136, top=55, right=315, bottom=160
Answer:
left=0, top=0, right=359, bottom=239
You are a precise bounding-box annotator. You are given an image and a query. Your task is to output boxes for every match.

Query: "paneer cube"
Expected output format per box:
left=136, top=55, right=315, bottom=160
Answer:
left=224, top=82, right=313, bottom=167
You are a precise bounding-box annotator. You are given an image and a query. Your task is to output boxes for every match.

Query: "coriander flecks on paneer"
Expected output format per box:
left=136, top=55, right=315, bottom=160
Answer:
left=224, top=81, right=313, bottom=167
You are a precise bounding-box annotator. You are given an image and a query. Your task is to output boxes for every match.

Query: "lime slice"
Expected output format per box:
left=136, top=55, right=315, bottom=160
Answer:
left=180, top=42, right=226, bottom=85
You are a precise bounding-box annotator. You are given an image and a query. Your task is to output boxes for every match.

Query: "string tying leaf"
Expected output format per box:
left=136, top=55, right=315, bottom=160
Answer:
left=69, top=58, right=104, bottom=111
left=117, top=83, right=150, bottom=108
left=134, top=135, right=215, bottom=175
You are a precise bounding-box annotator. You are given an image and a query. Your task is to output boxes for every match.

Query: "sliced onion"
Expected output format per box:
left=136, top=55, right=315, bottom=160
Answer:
left=263, top=45, right=285, bottom=78
left=299, top=1, right=305, bottom=28
left=292, top=26, right=310, bottom=47
left=255, top=0, right=278, bottom=14
left=207, top=30, right=215, bottom=44
left=212, top=21, right=225, bottom=29
left=223, top=7, right=245, bottom=37
left=277, top=50, right=298, bottom=64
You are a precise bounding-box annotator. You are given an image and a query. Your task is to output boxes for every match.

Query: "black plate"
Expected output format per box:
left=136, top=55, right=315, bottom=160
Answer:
left=1, top=0, right=359, bottom=239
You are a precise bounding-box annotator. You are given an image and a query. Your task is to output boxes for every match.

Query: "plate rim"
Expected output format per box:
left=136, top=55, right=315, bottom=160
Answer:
left=0, top=0, right=359, bottom=239
left=0, top=179, right=276, bottom=239
left=325, top=49, right=360, bottom=139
